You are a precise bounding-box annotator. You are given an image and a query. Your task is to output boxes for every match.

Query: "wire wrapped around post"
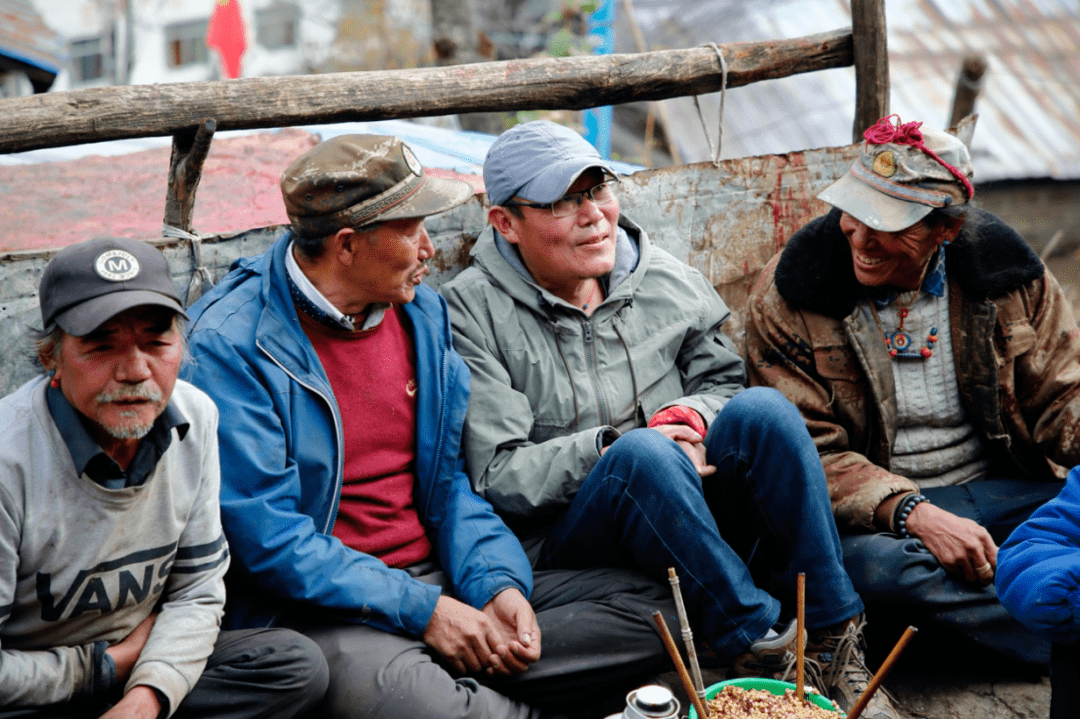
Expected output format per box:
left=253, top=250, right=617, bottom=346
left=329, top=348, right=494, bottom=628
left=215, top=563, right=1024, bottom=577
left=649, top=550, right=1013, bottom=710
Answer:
left=667, top=567, right=706, bottom=703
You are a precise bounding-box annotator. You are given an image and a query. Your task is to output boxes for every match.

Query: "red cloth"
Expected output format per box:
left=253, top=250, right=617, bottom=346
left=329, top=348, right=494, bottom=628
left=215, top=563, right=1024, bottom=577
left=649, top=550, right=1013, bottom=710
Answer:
left=647, top=405, right=707, bottom=438
left=206, top=0, right=247, bottom=79
left=300, top=307, right=432, bottom=568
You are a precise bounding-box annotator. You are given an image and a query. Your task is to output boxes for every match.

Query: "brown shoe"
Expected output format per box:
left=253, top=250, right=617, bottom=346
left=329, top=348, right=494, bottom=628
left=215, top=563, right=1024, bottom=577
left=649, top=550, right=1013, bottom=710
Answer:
left=807, top=613, right=899, bottom=719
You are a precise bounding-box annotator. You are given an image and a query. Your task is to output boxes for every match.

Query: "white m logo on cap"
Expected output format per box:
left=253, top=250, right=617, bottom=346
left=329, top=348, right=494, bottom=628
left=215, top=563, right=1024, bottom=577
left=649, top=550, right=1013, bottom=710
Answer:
left=95, top=250, right=140, bottom=281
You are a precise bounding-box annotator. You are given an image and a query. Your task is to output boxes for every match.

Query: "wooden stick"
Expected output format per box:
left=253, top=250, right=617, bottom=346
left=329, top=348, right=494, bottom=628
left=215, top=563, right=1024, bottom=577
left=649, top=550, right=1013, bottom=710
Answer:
left=845, top=626, right=918, bottom=719
left=948, top=53, right=987, bottom=128
left=620, top=0, right=682, bottom=166
left=851, top=0, right=890, bottom=141
left=796, top=572, right=805, bottom=703
left=667, top=568, right=706, bottom=702
left=0, top=30, right=853, bottom=154
left=653, top=611, right=711, bottom=719
left=164, top=118, right=216, bottom=233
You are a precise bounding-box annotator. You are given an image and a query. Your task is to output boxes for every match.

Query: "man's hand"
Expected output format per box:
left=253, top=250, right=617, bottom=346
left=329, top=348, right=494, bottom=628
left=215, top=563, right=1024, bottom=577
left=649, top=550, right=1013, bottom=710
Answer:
left=649, top=424, right=717, bottom=477
left=481, top=588, right=541, bottom=676
left=106, top=613, right=158, bottom=683
left=98, top=685, right=161, bottom=719
left=423, top=595, right=512, bottom=676
left=906, top=502, right=998, bottom=585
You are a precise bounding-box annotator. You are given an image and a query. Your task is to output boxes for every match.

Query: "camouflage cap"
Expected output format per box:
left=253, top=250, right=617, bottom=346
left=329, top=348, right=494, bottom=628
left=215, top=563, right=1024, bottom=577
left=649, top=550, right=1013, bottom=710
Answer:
left=281, top=134, right=473, bottom=237
left=818, top=116, right=975, bottom=232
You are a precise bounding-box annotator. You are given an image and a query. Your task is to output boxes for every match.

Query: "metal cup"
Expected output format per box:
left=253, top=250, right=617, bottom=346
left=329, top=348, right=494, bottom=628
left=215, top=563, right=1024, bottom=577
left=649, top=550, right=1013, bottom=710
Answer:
left=621, top=684, right=680, bottom=719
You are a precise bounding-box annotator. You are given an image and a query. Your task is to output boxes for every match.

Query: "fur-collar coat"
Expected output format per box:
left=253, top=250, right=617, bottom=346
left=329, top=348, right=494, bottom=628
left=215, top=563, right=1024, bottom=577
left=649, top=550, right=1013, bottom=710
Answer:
left=746, top=208, right=1080, bottom=532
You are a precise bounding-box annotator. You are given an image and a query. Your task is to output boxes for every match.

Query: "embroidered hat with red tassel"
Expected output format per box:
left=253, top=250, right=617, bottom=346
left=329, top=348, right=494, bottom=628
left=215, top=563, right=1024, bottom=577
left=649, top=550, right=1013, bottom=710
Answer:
left=818, top=115, right=975, bottom=232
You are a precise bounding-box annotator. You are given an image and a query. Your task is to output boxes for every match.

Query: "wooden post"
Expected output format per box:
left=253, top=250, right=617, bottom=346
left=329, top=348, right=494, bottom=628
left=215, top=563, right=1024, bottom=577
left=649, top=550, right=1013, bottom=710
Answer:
left=948, top=54, right=987, bottom=128
left=0, top=30, right=853, bottom=154
left=431, top=0, right=504, bottom=135
left=621, top=0, right=682, bottom=165
left=851, top=0, right=889, bottom=141
left=163, top=118, right=216, bottom=233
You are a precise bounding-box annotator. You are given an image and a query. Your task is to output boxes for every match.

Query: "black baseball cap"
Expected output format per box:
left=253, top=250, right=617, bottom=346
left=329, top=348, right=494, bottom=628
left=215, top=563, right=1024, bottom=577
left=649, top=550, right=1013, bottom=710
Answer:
left=39, top=237, right=188, bottom=336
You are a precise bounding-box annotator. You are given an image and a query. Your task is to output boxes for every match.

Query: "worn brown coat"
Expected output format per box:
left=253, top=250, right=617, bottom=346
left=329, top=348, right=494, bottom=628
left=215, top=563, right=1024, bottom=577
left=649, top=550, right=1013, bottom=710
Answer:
left=746, top=209, right=1080, bottom=533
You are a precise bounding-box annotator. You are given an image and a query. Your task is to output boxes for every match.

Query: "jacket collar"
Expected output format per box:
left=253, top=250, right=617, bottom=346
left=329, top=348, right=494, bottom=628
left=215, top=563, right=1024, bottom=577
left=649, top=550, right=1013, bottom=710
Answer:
left=775, top=207, right=1045, bottom=319
left=253, top=233, right=448, bottom=386
left=472, top=214, right=649, bottom=315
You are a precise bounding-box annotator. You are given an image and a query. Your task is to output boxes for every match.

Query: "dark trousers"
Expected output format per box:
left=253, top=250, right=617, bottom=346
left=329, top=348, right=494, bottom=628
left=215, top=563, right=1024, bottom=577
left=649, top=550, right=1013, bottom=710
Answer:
left=0, top=628, right=328, bottom=719
left=1051, top=641, right=1080, bottom=719
left=288, top=563, right=675, bottom=719
left=842, top=477, right=1062, bottom=666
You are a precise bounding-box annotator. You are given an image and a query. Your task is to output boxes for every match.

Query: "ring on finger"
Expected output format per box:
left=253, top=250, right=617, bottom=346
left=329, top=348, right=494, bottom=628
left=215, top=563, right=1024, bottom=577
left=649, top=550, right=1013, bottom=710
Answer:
left=975, top=562, right=993, bottom=576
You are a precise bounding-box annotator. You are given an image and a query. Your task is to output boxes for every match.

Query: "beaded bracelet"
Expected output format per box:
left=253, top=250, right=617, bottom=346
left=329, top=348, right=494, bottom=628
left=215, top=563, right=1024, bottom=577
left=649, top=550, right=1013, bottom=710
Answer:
left=893, top=493, right=929, bottom=538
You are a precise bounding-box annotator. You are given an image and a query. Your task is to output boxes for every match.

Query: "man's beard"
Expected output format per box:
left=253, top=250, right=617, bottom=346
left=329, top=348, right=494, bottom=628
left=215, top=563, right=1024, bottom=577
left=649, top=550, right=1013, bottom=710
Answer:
left=95, top=384, right=163, bottom=440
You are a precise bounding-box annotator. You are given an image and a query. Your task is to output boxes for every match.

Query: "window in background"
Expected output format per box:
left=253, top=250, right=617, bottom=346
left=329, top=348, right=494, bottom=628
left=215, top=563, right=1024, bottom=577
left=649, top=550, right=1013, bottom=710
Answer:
left=256, top=2, right=299, bottom=49
left=165, top=19, right=209, bottom=67
left=70, top=36, right=108, bottom=83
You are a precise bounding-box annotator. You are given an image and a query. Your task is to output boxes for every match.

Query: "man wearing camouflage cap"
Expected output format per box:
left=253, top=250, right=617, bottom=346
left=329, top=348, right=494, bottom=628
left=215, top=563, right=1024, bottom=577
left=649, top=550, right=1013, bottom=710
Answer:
left=182, top=134, right=678, bottom=719
left=746, top=115, right=1080, bottom=667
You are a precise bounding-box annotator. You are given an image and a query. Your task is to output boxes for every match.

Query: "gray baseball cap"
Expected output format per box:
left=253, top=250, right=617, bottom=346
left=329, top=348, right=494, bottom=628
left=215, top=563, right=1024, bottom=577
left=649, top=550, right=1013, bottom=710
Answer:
left=818, top=120, right=974, bottom=232
left=39, top=237, right=187, bottom=336
left=483, top=120, right=617, bottom=207
left=281, top=134, right=473, bottom=237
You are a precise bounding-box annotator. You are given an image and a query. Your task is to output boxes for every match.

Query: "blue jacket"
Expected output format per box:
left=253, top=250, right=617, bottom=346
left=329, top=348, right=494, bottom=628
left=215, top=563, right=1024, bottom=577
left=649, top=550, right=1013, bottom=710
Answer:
left=181, top=233, right=532, bottom=635
left=998, top=467, right=1080, bottom=643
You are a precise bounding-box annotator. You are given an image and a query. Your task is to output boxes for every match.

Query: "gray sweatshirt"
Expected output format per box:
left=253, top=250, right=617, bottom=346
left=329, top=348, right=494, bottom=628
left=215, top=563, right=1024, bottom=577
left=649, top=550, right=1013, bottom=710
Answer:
left=0, top=376, right=229, bottom=715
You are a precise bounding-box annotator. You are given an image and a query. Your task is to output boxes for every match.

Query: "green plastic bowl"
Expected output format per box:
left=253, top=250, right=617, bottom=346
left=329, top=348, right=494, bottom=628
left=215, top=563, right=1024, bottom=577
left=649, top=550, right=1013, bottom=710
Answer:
left=687, top=677, right=844, bottom=718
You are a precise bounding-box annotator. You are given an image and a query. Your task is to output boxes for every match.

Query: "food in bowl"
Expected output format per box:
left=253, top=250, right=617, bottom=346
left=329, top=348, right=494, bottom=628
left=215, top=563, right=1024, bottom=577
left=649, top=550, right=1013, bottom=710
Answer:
left=706, top=684, right=840, bottom=718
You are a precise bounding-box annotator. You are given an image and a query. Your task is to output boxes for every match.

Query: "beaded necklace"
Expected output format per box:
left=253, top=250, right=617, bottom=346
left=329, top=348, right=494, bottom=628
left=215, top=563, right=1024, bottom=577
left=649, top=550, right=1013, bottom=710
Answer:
left=867, top=289, right=938, bottom=359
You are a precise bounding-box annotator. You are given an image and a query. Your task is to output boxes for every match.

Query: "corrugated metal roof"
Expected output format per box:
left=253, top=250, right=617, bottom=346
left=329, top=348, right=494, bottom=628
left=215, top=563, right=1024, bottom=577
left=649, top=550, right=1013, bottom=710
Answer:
left=0, top=0, right=63, bottom=77
left=619, top=0, right=1080, bottom=182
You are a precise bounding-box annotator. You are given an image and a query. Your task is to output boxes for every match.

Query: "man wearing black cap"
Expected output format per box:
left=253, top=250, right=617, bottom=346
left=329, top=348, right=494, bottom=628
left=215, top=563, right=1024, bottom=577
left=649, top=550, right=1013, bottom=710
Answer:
left=182, top=134, right=677, bottom=719
left=0, top=237, right=328, bottom=718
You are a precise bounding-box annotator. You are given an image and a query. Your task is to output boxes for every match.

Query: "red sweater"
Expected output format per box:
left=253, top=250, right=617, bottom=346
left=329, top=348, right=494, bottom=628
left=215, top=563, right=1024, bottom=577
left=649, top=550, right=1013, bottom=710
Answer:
left=299, top=306, right=432, bottom=568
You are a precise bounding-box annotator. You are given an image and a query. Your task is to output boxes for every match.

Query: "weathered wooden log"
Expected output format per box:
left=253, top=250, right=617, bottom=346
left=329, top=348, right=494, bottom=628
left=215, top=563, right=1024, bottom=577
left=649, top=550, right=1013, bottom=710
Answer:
left=851, top=0, right=889, bottom=140
left=0, top=29, right=852, bottom=154
left=164, top=118, right=217, bottom=233
left=948, top=54, right=987, bottom=129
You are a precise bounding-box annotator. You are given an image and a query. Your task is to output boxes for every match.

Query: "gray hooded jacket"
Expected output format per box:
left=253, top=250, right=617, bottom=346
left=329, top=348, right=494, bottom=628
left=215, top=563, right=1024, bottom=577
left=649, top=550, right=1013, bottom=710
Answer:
left=442, top=216, right=746, bottom=527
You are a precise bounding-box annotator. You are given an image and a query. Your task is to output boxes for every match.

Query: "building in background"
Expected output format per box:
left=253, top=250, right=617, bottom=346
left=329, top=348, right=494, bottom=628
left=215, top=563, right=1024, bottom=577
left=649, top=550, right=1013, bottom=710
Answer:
left=0, top=0, right=61, bottom=96
left=17, top=0, right=434, bottom=90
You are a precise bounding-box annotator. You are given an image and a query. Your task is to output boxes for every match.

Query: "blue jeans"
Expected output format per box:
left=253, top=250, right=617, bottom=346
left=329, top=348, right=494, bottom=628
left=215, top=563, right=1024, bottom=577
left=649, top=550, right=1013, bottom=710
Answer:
left=535, top=387, right=864, bottom=660
left=842, top=477, right=1062, bottom=666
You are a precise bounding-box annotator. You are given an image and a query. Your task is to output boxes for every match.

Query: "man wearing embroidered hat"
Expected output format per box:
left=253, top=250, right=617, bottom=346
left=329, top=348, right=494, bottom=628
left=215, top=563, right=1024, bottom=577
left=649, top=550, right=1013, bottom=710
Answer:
left=182, top=134, right=681, bottom=719
left=746, top=115, right=1080, bottom=666
left=0, top=237, right=329, bottom=718
left=441, top=120, right=897, bottom=719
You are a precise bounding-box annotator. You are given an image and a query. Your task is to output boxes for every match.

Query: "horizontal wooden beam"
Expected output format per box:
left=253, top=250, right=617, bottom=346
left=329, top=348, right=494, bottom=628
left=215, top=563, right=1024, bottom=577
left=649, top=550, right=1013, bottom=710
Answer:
left=0, top=29, right=852, bottom=154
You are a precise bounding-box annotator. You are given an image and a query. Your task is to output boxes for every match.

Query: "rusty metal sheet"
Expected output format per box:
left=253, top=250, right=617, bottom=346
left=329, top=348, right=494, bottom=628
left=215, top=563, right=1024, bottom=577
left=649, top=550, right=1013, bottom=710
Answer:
left=0, top=145, right=860, bottom=395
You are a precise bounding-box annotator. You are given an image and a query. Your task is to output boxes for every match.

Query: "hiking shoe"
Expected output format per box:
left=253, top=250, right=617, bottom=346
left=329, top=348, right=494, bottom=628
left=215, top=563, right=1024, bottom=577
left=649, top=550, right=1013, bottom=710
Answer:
left=731, top=619, right=818, bottom=684
left=808, top=613, right=899, bottom=719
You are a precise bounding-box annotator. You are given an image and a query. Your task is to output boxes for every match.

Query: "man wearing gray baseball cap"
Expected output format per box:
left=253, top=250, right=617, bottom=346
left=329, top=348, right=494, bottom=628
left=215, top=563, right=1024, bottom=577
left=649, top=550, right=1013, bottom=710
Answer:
left=0, top=237, right=328, bottom=718
left=442, top=120, right=894, bottom=718
left=183, top=134, right=678, bottom=719
left=747, top=115, right=1080, bottom=670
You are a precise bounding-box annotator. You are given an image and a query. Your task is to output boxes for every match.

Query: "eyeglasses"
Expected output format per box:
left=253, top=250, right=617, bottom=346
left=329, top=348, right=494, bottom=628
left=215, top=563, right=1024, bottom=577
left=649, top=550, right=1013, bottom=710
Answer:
left=503, top=179, right=619, bottom=218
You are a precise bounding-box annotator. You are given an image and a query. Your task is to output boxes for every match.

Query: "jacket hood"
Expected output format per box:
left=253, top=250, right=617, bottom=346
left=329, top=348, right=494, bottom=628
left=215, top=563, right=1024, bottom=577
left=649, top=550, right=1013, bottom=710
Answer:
left=468, top=215, right=649, bottom=315
left=775, top=207, right=1045, bottom=318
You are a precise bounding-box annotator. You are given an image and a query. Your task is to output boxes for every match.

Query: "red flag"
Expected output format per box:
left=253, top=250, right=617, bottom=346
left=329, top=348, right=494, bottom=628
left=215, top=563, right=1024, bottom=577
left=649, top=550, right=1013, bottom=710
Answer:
left=206, top=0, right=247, bottom=79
